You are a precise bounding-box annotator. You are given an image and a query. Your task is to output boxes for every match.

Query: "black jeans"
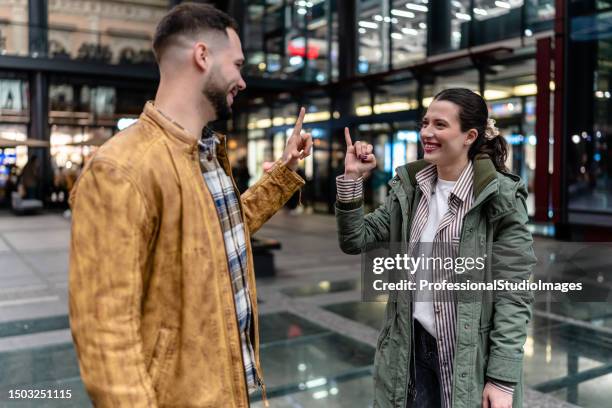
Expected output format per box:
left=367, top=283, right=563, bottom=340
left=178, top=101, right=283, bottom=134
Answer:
left=409, top=319, right=443, bottom=408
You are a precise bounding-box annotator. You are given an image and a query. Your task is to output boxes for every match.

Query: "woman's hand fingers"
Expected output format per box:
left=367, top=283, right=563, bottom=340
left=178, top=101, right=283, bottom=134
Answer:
left=344, top=127, right=353, bottom=148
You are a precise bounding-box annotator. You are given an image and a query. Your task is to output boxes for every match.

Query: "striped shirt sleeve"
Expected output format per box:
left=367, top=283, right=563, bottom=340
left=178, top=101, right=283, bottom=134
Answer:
left=336, top=175, right=364, bottom=202
left=487, top=378, right=515, bottom=395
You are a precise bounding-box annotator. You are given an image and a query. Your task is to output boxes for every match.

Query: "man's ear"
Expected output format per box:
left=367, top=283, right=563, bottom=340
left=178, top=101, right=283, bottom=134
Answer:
left=194, top=42, right=209, bottom=72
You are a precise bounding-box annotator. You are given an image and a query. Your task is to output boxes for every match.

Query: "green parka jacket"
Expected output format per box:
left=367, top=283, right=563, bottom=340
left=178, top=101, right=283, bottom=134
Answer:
left=335, top=154, right=537, bottom=408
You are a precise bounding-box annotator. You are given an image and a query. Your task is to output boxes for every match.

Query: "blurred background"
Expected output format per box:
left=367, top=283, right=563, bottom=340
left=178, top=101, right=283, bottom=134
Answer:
left=0, top=1, right=610, bottom=407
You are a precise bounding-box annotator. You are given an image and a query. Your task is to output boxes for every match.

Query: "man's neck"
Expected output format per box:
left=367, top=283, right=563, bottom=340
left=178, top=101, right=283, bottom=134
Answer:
left=154, top=87, right=214, bottom=141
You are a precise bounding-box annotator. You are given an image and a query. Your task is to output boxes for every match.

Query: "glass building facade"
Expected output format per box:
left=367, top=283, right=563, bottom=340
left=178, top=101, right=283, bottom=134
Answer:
left=2, top=0, right=611, bottom=233
left=0, top=3, right=611, bottom=405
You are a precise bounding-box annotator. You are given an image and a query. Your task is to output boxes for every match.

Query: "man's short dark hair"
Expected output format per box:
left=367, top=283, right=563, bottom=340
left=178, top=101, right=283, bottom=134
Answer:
left=153, top=3, right=239, bottom=61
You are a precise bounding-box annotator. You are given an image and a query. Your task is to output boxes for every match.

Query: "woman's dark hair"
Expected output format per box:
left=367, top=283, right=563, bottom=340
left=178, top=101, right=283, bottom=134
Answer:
left=433, top=88, right=508, bottom=172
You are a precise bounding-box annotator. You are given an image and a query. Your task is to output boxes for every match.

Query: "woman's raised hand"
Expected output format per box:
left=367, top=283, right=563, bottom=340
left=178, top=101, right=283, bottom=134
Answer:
left=343, top=127, right=377, bottom=180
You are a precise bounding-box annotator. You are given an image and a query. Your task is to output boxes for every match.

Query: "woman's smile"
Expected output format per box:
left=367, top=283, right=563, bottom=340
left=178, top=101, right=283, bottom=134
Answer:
left=423, top=141, right=442, bottom=153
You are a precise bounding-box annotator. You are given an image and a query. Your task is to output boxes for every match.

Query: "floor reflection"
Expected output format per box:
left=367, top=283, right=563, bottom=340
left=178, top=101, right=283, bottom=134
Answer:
left=282, top=279, right=360, bottom=298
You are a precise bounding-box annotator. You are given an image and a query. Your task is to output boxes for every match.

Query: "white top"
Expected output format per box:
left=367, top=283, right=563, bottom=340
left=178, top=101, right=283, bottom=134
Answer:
left=413, top=177, right=456, bottom=338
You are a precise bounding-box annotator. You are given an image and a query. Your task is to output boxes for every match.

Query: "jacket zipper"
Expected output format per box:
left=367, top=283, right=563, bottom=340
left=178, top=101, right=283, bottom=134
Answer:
left=191, top=149, right=257, bottom=408
left=401, top=185, right=417, bottom=408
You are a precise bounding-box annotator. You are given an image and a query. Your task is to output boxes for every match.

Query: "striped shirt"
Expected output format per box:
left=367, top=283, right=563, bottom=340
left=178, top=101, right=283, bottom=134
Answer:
left=337, top=161, right=514, bottom=406
left=199, top=127, right=258, bottom=392
left=408, top=162, right=474, bottom=408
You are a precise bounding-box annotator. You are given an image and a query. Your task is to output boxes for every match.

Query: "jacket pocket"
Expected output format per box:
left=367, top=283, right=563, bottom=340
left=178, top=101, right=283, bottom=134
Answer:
left=148, top=327, right=176, bottom=391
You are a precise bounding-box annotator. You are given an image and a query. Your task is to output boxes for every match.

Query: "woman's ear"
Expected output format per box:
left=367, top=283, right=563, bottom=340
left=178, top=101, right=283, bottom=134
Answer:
left=465, top=128, right=478, bottom=146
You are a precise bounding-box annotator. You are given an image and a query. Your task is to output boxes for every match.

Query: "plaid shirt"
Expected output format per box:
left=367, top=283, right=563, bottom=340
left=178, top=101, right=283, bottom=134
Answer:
left=199, top=127, right=257, bottom=392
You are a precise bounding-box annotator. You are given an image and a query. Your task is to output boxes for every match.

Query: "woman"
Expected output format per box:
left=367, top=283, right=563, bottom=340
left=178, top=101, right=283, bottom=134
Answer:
left=335, top=88, right=536, bottom=408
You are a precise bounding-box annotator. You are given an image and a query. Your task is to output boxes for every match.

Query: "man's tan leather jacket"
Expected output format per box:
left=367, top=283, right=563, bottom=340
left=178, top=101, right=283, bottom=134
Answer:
left=69, top=102, right=304, bottom=407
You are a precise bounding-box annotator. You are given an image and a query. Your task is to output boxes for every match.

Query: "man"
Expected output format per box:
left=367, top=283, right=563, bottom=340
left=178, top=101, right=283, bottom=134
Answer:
left=69, top=3, right=312, bottom=407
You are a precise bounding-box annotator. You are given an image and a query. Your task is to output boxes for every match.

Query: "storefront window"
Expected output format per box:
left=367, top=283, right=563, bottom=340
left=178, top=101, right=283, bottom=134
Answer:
left=50, top=125, right=112, bottom=168
left=567, top=10, right=612, bottom=213
left=47, top=1, right=166, bottom=64
left=390, top=0, right=427, bottom=67
left=450, top=0, right=471, bottom=51
left=0, top=79, right=29, bottom=113
left=50, top=84, right=75, bottom=111
left=0, top=124, right=28, bottom=168
left=424, top=68, right=480, bottom=103
left=247, top=105, right=273, bottom=184
left=471, top=0, right=524, bottom=45
left=0, top=1, right=28, bottom=57
left=244, top=1, right=331, bottom=82
left=357, top=0, right=391, bottom=74
left=525, top=0, right=555, bottom=33
left=374, top=81, right=418, bottom=114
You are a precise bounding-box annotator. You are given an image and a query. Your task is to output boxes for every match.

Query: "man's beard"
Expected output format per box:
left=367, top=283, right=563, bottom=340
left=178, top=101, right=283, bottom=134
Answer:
left=203, top=84, right=232, bottom=121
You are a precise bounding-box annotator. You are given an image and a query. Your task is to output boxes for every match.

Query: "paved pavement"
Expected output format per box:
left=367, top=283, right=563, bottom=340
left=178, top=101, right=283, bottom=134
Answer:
left=0, top=210, right=583, bottom=407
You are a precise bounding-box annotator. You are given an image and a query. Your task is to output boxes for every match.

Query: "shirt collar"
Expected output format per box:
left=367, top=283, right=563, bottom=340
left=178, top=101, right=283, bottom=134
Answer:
left=415, top=160, right=474, bottom=204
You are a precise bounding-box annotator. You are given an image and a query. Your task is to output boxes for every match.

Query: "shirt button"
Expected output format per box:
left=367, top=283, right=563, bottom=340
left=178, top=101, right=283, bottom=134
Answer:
left=461, top=373, right=467, bottom=378
left=464, top=324, right=469, bottom=329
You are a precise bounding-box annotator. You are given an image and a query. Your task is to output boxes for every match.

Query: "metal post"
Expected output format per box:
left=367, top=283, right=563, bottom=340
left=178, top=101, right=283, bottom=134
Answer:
left=535, top=37, right=552, bottom=222
left=427, top=0, right=451, bottom=55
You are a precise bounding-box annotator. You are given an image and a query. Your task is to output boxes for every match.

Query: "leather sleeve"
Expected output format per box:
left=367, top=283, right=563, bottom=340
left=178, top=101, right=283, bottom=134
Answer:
left=69, top=158, right=158, bottom=407
left=240, top=160, right=305, bottom=234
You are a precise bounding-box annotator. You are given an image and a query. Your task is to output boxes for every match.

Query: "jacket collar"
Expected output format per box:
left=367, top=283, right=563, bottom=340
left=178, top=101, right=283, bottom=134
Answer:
left=141, top=101, right=229, bottom=160
left=401, top=153, right=498, bottom=201
left=142, top=101, right=198, bottom=149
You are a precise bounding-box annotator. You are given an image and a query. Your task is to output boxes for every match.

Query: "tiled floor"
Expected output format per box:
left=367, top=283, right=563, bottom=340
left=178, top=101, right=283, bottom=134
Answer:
left=0, top=210, right=610, bottom=407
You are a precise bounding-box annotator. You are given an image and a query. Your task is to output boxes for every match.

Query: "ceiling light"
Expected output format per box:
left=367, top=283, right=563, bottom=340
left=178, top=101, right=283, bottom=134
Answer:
left=456, top=12, right=471, bottom=20
left=359, top=21, right=378, bottom=29
left=391, top=9, right=416, bottom=18
left=374, top=15, right=383, bottom=21
left=495, top=1, right=511, bottom=9
left=402, top=28, right=419, bottom=35
left=512, top=84, right=538, bottom=96
left=391, top=33, right=403, bottom=40
left=484, top=89, right=510, bottom=100
left=513, top=84, right=537, bottom=96
left=473, top=8, right=487, bottom=16
left=405, top=3, right=428, bottom=12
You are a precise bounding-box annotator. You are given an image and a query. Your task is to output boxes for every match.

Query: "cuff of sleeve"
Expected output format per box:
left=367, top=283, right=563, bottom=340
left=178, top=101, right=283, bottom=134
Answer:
left=335, top=199, right=363, bottom=211
left=487, top=378, right=515, bottom=395
left=336, top=175, right=364, bottom=202
left=486, top=353, right=523, bottom=383
left=269, top=160, right=305, bottom=190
